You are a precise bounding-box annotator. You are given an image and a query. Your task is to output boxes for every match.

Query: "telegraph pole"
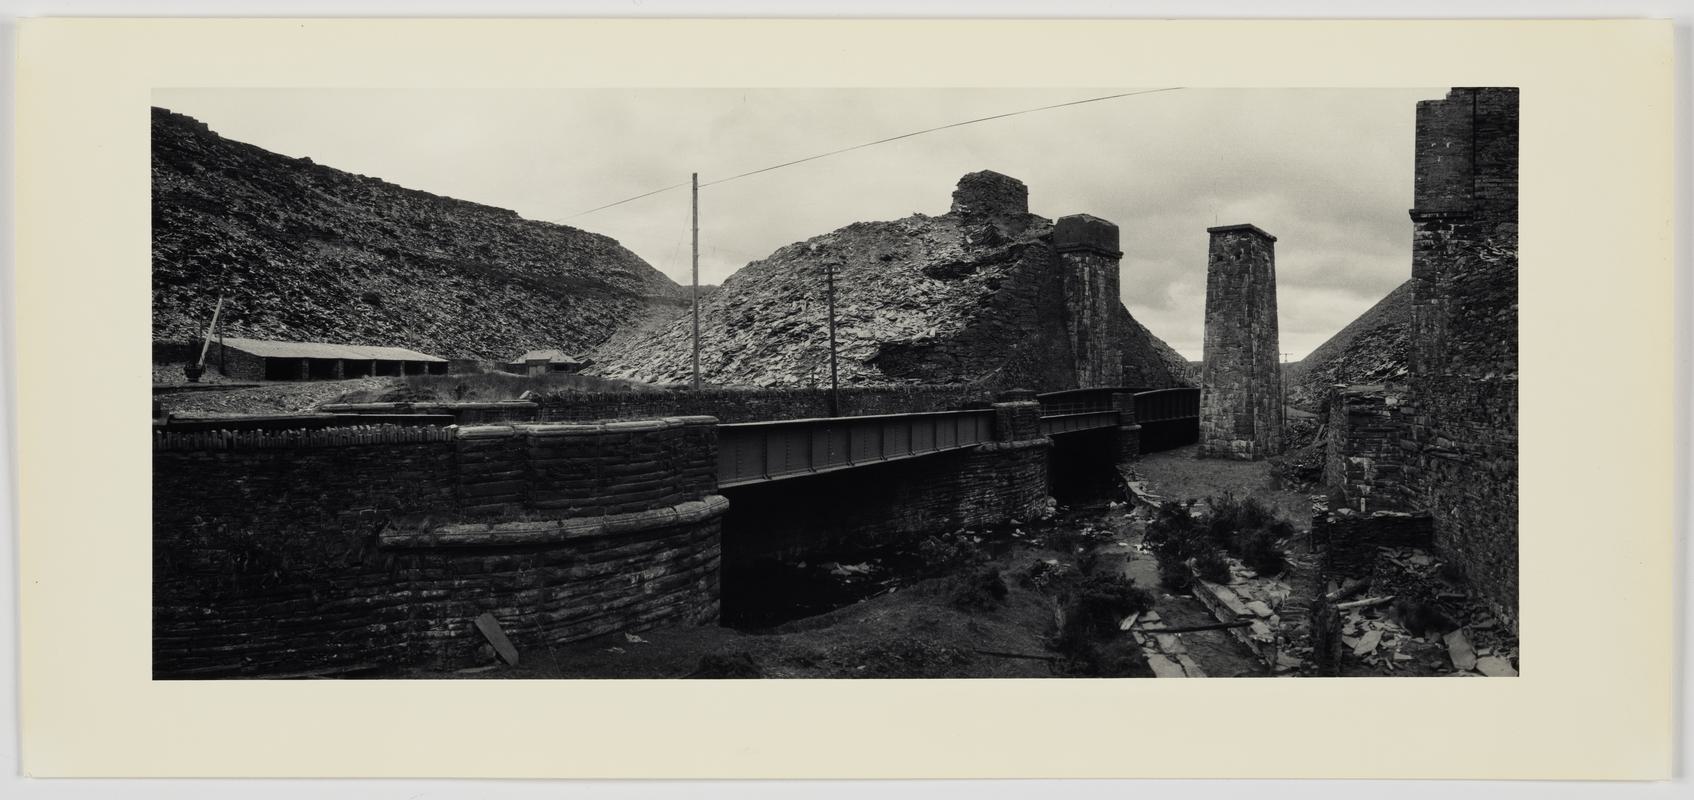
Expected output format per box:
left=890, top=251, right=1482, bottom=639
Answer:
left=1279, top=351, right=1291, bottom=438
left=825, top=259, right=840, bottom=417
left=690, top=172, right=701, bottom=391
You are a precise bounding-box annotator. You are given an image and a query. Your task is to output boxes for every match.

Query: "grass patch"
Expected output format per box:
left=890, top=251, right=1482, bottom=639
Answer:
left=1144, top=494, right=1296, bottom=586
left=947, top=565, right=1010, bottom=612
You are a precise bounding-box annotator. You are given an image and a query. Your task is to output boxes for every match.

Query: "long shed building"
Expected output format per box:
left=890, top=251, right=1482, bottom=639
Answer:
left=213, top=337, right=448, bottom=381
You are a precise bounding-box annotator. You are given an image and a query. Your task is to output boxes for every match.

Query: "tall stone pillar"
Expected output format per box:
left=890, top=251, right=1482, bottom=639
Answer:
left=1054, top=214, right=1125, bottom=389
left=1199, top=223, right=1283, bottom=460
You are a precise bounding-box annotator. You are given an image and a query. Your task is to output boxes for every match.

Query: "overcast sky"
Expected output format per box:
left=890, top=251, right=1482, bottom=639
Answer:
left=156, top=87, right=1442, bottom=360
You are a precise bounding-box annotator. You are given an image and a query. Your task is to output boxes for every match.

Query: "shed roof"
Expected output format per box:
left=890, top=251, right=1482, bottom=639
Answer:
left=509, top=349, right=588, bottom=365
left=221, top=337, right=446, bottom=362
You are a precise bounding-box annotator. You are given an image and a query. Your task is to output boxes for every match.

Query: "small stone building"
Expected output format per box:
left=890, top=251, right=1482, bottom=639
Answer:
left=213, top=337, right=447, bottom=381
left=505, top=349, right=593, bottom=376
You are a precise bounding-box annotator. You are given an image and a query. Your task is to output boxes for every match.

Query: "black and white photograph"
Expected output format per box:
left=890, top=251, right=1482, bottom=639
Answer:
left=148, top=86, right=1519, bottom=680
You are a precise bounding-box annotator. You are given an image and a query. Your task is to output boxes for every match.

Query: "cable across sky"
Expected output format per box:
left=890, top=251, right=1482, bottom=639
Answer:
left=556, top=87, right=1184, bottom=221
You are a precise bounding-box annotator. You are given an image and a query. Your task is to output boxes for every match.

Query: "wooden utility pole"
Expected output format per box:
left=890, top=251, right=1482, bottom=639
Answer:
left=1279, top=351, right=1291, bottom=439
left=825, top=259, right=840, bottom=417
left=197, top=295, right=225, bottom=366
left=691, top=173, right=701, bottom=391
left=185, top=294, right=225, bottom=383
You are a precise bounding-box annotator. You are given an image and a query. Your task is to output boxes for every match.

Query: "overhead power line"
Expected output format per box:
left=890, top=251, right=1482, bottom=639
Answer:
left=556, top=87, right=1183, bottom=221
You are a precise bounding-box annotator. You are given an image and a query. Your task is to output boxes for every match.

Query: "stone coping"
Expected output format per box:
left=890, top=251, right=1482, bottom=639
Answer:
left=457, top=416, right=717, bottom=439
left=380, top=494, right=729, bottom=549
left=1206, top=222, right=1277, bottom=242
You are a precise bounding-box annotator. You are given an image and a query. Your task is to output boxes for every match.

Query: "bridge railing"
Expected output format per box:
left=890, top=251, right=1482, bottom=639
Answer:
left=1036, top=387, right=1144, bottom=416
left=1132, top=387, right=1201, bottom=423
left=717, top=408, right=997, bottom=488
left=1039, top=410, right=1124, bottom=437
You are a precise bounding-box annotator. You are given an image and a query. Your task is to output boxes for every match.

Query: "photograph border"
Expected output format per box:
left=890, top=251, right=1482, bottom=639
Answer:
left=14, top=17, right=1676, bottom=780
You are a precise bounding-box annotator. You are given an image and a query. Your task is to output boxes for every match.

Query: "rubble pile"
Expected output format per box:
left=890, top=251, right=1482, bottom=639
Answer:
left=596, top=172, right=1192, bottom=389
left=1284, top=281, right=1412, bottom=411
left=152, top=107, right=684, bottom=360
left=1317, top=545, right=1519, bottom=677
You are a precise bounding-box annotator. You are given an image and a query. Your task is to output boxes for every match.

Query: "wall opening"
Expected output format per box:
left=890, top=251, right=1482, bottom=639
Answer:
left=263, top=358, right=302, bottom=381
left=306, top=359, right=339, bottom=380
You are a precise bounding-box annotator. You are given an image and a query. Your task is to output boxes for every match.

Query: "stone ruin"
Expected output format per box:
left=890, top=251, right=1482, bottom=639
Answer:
left=949, top=169, right=1029, bottom=218
left=1321, top=87, right=1520, bottom=630
left=1199, top=223, right=1284, bottom=460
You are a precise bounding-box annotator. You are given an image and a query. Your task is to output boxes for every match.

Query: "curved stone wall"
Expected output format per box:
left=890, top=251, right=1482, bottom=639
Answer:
left=153, top=419, right=723, bottom=677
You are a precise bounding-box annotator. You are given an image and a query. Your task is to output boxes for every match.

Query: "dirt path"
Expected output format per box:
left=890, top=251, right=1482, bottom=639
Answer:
left=1092, top=510, right=1268, bottom=678
left=155, top=376, right=401, bottom=416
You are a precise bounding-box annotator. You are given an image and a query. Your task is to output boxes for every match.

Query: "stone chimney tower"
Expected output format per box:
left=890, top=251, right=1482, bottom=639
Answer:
left=1054, top=214, right=1125, bottom=388
left=1199, top=223, right=1283, bottom=460
left=950, top=170, right=1028, bottom=217
left=949, top=170, right=1034, bottom=240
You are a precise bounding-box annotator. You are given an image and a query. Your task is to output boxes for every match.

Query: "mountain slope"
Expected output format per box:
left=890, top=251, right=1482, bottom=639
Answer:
left=1118, top=307, right=1195, bottom=388
left=152, top=107, right=683, bottom=360
left=595, top=172, right=1192, bottom=390
left=1284, top=280, right=1412, bottom=409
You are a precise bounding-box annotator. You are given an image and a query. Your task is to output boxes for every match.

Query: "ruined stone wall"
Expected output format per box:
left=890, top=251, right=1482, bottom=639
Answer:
left=950, top=169, right=1029, bottom=219
left=153, top=419, right=723, bottom=677
left=1323, top=384, right=1417, bottom=513
left=1314, top=509, right=1435, bottom=579
left=1404, top=87, right=1519, bottom=629
left=1199, top=224, right=1284, bottom=459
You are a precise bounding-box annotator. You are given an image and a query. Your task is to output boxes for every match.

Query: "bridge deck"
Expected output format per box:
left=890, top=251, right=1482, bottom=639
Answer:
left=1036, top=386, right=1200, bottom=436
left=719, top=387, right=1202, bottom=486
left=1039, top=409, right=1122, bottom=437
left=718, top=409, right=996, bottom=488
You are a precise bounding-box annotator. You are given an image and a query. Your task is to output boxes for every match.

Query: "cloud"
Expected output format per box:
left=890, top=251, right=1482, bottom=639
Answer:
left=155, top=87, right=1443, bottom=361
